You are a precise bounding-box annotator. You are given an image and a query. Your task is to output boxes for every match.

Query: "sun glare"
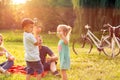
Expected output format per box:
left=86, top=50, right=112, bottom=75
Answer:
left=12, top=0, right=27, bottom=5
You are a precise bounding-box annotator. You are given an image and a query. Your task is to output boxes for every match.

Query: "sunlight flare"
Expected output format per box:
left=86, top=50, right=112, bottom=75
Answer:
left=12, top=0, right=27, bottom=4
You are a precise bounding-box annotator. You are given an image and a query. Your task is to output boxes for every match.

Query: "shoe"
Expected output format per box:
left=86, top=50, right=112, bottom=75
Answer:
left=53, top=71, right=61, bottom=78
left=0, top=67, right=6, bottom=73
left=0, top=67, right=11, bottom=77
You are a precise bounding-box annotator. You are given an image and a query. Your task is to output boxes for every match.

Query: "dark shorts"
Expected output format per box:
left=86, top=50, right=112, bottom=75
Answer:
left=26, top=61, right=43, bottom=75
left=43, top=62, right=51, bottom=71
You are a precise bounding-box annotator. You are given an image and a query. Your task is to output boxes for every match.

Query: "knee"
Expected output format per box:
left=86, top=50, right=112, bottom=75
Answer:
left=8, top=60, right=14, bottom=66
left=51, top=56, right=58, bottom=62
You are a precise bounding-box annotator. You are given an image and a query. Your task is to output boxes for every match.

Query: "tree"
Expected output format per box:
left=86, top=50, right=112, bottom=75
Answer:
left=25, top=0, right=74, bottom=32
left=72, top=0, right=120, bottom=35
left=72, top=0, right=84, bottom=35
left=0, top=0, right=74, bottom=30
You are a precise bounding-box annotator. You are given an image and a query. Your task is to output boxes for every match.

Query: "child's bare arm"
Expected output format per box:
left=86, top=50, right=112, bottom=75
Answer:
left=46, top=54, right=58, bottom=62
left=0, top=47, right=5, bottom=56
left=62, top=35, right=68, bottom=44
left=4, top=48, right=15, bottom=61
left=34, top=37, right=39, bottom=46
left=34, top=42, right=38, bottom=46
left=33, top=26, right=41, bottom=46
left=0, top=52, right=4, bottom=56
left=59, top=32, right=68, bottom=44
left=6, top=51, right=15, bottom=61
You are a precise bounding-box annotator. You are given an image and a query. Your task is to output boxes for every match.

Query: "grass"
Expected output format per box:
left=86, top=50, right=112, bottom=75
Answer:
left=0, top=30, right=120, bottom=80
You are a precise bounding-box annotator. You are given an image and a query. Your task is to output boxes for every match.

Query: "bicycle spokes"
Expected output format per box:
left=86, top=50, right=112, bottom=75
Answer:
left=72, top=37, right=93, bottom=55
left=103, top=37, right=120, bottom=57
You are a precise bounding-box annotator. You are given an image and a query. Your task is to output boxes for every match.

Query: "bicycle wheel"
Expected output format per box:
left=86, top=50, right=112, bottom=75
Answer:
left=72, top=36, right=93, bottom=55
left=112, top=37, right=120, bottom=57
left=102, top=36, right=120, bottom=57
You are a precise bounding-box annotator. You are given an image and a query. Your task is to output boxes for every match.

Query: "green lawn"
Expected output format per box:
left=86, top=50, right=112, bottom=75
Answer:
left=0, top=30, right=120, bottom=80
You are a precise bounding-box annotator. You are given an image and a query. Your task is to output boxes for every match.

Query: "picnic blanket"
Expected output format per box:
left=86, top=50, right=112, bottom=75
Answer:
left=8, top=65, right=48, bottom=77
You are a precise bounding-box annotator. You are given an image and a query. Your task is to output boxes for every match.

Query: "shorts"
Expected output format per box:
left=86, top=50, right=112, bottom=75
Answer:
left=26, top=61, right=43, bottom=75
left=43, top=62, right=51, bottom=71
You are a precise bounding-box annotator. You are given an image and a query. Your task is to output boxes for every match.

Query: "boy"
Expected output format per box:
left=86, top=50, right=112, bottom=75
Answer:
left=22, top=18, right=43, bottom=80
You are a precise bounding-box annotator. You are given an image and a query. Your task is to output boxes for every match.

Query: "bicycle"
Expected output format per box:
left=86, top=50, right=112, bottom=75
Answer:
left=72, top=24, right=111, bottom=56
left=102, top=24, right=120, bottom=57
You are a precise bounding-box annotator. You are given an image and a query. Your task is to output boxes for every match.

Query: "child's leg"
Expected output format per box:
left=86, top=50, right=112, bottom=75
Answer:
left=26, top=74, right=31, bottom=80
left=36, top=61, right=43, bottom=80
left=0, top=62, right=6, bottom=66
left=0, top=67, right=6, bottom=73
left=61, top=69, right=67, bottom=80
left=0, top=66, right=10, bottom=76
left=36, top=74, right=42, bottom=80
left=26, top=68, right=34, bottom=80
left=26, top=62, right=34, bottom=80
left=0, top=61, right=13, bottom=75
left=2, top=60, right=14, bottom=70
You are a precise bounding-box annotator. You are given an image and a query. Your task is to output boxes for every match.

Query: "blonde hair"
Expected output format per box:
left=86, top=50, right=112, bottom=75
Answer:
left=57, top=24, right=72, bottom=41
left=0, top=34, right=3, bottom=46
left=0, top=34, right=3, bottom=37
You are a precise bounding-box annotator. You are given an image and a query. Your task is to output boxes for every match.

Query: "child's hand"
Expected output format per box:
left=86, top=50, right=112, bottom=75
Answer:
left=37, top=27, right=42, bottom=34
left=8, top=55, right=15, bottom=61
left=46, top=56, right=58, bottom=62
left=57, top=31, right=63, bottom=35
left=33, top=26, right=41, bottom=35
left=57, top=32, right=64, bottom=38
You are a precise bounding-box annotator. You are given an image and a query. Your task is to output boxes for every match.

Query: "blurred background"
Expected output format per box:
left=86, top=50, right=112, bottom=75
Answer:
left=0, top=0, right=120, bottom=34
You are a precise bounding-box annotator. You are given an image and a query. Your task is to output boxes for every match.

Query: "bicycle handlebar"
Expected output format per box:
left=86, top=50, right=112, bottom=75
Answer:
left=48, top=31, right=56, bottom=34
left=104, top=23, right=120, bottom=29
left=85, top=24, right=91, bottom=29
left=101, top=29, right=107, bottom=32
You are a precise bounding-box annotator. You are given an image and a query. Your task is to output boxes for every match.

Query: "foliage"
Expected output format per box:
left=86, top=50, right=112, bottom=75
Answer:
left=1, top=30, right=23, bottom=42
left=74, top=0, right=120, bottom=8
left=71, top=0, right=80, bottom=35
left=72, top=0, right=120, bottom=35
left=115, top=0, right=120, bottom=8
left=0, top=0, right=74, bottom=32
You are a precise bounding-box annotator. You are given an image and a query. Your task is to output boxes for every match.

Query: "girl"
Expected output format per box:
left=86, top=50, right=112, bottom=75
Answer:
left=0, top=34, right=14, bottom=75
left=57, top=24, right=72, bottom=80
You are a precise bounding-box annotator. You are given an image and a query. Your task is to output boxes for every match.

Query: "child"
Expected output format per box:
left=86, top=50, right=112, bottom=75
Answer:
left=22, top=18, right=43, bottom=80
left=57, top=24, right=72, bottom=80
left=0, top=34, right=14, bottom=75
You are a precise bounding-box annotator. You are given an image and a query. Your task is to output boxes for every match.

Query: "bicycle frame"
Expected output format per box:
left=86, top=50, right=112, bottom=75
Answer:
left=112, top=29, right=120, bottom=48
left=72, top=24, right=120, bottom=57
left=86, top=29, right=101, bottom=48
left=111, top=27, right=120, bottom=57
left=84, top=25, right=110, bottom=54
left=103, top=24, right=120, bottom=57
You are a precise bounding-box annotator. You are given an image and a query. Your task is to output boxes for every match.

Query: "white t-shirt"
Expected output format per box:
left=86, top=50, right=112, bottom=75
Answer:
left=23, top=32, right=40, bottom=61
